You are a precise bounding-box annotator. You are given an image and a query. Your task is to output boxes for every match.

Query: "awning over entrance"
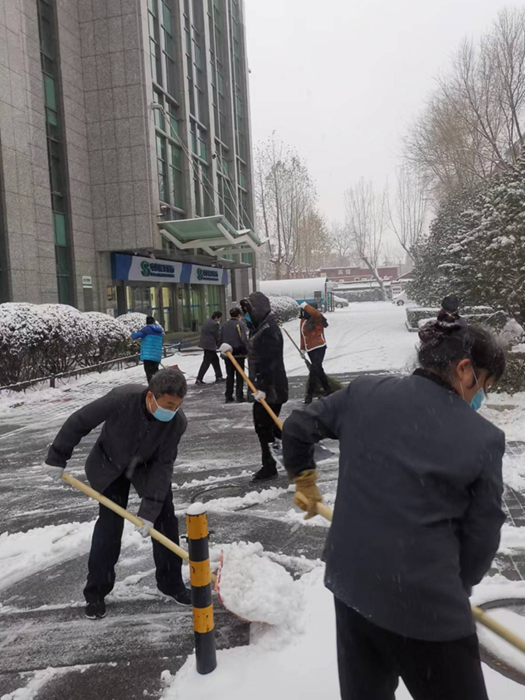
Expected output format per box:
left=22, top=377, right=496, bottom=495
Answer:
left=159, top=215, right=263, bottom=256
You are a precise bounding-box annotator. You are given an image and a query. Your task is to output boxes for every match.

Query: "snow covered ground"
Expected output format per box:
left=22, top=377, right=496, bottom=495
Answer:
left=2, top=302, right=525, bottom=699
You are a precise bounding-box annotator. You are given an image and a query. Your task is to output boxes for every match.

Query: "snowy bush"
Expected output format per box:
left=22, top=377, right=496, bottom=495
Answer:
left=116, top=312, right=149, bottom=334
left=268, top=296, right=299, bottom=323
left=33, top=305, right=97, bottom=375
left=406, top=306, right=493, bottom=331
left=339, top=289, right=386, bottom=303
left=0, top=304, right=150, bottom=388
left=493, top=352, right=525, bottom=395
left=84, top=312, right=132, bottom=363
left=0, top=303, right=49, bottom=386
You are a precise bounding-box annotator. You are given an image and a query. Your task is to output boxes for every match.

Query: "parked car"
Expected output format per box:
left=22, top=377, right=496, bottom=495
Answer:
left=392, top=290, right=414, bottom=306
left=333, top=295, right=349, bottom=309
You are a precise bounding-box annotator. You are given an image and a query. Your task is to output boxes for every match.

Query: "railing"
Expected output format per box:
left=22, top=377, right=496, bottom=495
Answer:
left=0, top=342, right=194, bottom=394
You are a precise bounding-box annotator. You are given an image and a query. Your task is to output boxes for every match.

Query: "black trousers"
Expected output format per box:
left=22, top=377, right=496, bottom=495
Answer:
left=224, top=356, right=245, bottom=400
left=334, top=597, right=488, bottom=700
left=306, top=346, right=330, bottom=398
left=143, top=360, right=159, bottom=384
left=84, top=474, right=183, bottom=603
left=253, top=401, right=282, bottom=445
left=197, top=349, right=223, bottom=381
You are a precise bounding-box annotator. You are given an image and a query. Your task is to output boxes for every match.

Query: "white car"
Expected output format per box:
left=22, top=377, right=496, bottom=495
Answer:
left=392, top=290, right=414, bottom=306
left=333, top=295, right=349, bottom=308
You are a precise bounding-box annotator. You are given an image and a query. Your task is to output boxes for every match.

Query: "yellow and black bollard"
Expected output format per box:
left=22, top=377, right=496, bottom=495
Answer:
left=186, top=503, right=217, bottom=675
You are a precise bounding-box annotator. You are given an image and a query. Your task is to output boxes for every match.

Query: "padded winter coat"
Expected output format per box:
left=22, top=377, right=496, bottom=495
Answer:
left=283, top=370, right=506, bottom=642
left=300, top=304, right=326, bottom=352
left=247, top=292, right=288, bottom=405
left=46, top=385, right=187, bottom=523
left=131, top=324, right=164, bottom=362
left=220, top=318, right=248, bottom=356
left=199, top=318, right=220, bottom=352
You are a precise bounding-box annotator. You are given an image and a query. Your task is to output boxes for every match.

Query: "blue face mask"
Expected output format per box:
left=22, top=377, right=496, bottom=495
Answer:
left=470, top=388, right=485, bottom=412
left=245, top=312, right=252, bottom=323
left=150, top=396, right=179, bottom=422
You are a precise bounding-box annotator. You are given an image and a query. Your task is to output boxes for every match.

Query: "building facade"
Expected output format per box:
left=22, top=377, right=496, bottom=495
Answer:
left=0, top=0, right=258, bottom=332
left=320, top=266, right=399, bottom=284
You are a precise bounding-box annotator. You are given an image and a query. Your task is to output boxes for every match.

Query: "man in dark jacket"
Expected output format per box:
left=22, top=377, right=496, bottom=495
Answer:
left=219, top=307, right=248, bottom=403
left=196, top=311, right=224, bottom=385
left=240, top=292, right=288, bottom=481
left=131, top=316, right=164, bottom=383
left=42, top=368, right=190, bottom=619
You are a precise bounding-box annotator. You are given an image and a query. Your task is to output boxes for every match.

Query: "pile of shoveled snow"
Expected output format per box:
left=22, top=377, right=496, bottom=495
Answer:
left=163, top=564, right=525, bottom=700
left=217, top=542, right=303, bottom=625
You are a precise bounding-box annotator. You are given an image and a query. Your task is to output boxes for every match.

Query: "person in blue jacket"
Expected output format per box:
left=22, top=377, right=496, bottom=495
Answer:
left=131, top=316, right=164, bottom=383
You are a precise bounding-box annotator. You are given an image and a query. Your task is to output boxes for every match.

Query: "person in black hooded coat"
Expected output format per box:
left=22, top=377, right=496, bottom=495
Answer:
left=240, top=291, right=288, bottom=481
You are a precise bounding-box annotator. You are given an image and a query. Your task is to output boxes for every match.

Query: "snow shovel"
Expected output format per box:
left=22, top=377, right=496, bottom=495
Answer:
left=224, top=351, right=335, bottom=463
left=296, top=494, right=525, bottom=657
left=281, top=327, right=343, bottom=395
left=61, top=472, right=216, bottom=583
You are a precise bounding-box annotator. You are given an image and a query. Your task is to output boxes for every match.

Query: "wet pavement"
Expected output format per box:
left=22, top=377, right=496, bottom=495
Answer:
left=1, top=366, right=525, bottom=696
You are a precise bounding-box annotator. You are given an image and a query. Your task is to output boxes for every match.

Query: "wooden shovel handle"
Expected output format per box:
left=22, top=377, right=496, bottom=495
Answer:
left=226, top=351, right=283, bottom=431
left=62, top=472, right=194, bottom=566
left=294, top=491, right=525, bottom=655
left=295, top=491, right=333, bottom=522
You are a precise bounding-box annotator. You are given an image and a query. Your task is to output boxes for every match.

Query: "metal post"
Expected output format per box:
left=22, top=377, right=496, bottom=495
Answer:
left=186, top=503, right=217, bottom=675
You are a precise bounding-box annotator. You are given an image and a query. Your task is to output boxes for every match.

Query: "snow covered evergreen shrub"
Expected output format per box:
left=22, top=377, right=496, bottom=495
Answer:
left=0, top=303, right=49, bottom=385
left=84, top=312, right=132, bottom=363
left=268, top=296, right=300, bottom=323
left=406, top=306, right=493, bottom=331
left=34, top=304, right=97, bottom=374
left=115, top=312, right=149, bottom=333
left=341, top=289, right=386, bottom=302
left=493, top=352, right=525, bottom=394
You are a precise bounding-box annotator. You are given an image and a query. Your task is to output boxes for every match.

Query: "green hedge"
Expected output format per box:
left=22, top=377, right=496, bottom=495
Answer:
left=406, top=306, right=494, bottom=332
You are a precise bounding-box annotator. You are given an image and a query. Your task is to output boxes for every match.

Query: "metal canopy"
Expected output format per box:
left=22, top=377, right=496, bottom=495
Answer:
left=159, top=215, right=262, bottom=257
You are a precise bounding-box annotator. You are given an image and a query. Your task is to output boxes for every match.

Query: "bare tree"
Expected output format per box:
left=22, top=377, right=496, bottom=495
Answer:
left=254, top=134, right=316, bottom=279
left=345, top=179, right=389, bottom=301
left=388, top=166, right=429, bottom=263
left=328, top=222, right=354, bottom=266
left=405, top=7, right=525, bottom=201
left=295, top=209, right=331, bottom=277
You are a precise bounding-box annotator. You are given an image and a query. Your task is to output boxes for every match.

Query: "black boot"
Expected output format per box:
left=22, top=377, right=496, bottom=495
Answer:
left=252, top=448, right=278, bottom=481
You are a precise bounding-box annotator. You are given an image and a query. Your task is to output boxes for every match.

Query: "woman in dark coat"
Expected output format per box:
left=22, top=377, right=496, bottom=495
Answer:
left=240, top=292, right=288, bottom=481
left=283, top=319, right=506, bottom=700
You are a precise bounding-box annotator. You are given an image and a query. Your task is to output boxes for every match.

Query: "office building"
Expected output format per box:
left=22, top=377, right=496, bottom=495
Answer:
left=0, top=0, right=260, bottom=331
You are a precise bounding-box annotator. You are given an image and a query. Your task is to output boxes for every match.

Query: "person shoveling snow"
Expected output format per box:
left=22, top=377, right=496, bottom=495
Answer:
left=282, top=321, right=509, bottom=699
left=42, top=368, right=191, bottom=619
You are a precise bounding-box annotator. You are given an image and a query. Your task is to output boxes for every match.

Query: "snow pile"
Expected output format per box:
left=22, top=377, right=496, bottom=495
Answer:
left=203, top=487, right=289, bottom=513
left=218, top=542, right=303, bottom=626
left=0, top=521, right=95, bottom=592
left=1, top=667, right=70, bottom=700
left=268, top=296, right=299, bottom=323
left=165, top=566, right=525, bottom=700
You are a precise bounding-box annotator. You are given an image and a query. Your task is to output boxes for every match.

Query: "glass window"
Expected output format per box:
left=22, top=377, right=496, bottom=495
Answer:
left=56, top=245, right=70, bottom=275
left=57, top=275, right=71, bottom=304
left=44, top=75, right=56, bottom=110
left=165, top=54, right=177, bottom=97
left=162, top=1, right=172, bottom=30
left=217, top=71, right=224, bottom=96
left=194, top=168, right=202, bottom=216
left=53, top=213, right=66, bottom=245
left=199, top=138, right=207, bottom=161
left=169, top=143, right=184, bottom=209
left=156, top=134, right=168, bottom=201
left=148, top=0, right=158, bottom=14
left=194, top=42, right=202, bottom=69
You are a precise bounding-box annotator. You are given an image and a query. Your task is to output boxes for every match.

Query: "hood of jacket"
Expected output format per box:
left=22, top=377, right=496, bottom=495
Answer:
left=144, top=324, right=163, bottom=336
left=245, top=291, right=273, bottom=329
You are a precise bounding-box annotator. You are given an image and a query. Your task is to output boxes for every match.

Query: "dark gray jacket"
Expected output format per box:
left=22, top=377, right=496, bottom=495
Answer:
left=283, top=371, right=506, bottom=641
left=46, top=385, right=187, bottom=522
left=199, top=318, right=220, bottom=352
left=219, top=318, right=248, bottom=356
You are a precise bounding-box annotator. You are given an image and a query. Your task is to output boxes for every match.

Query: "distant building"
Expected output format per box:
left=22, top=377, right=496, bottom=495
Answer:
left=0, top=0, right=260, bottom=332
left=320, top=266, right=399, bottom=283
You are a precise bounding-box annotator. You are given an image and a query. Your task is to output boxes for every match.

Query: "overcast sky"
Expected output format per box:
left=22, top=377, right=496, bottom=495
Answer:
left=245, top=0, right=513, bottom=225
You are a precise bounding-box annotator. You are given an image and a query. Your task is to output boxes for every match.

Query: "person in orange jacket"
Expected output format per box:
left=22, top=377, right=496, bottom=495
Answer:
left=299, top=301, right=331, bottom=404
